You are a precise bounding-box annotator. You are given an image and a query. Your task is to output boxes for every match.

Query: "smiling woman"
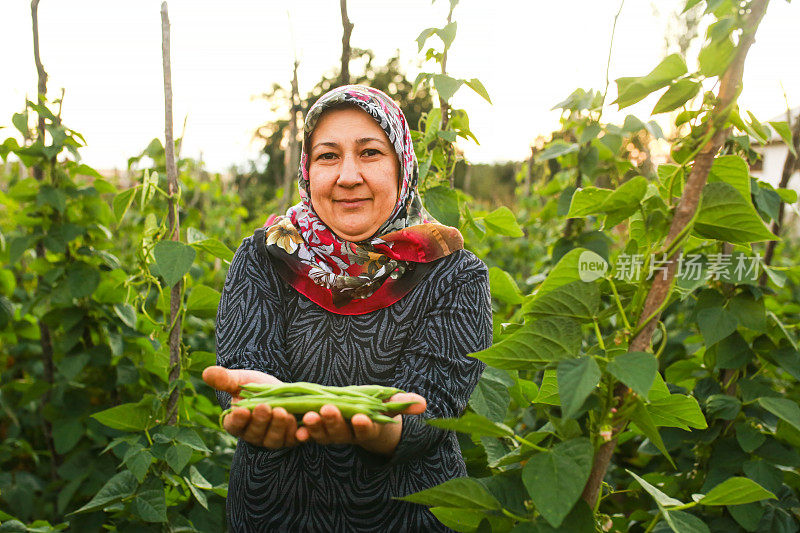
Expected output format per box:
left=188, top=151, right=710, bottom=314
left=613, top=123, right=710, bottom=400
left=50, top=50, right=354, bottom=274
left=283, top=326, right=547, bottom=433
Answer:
left=308, top=105, right=400, bottom=242
left=203, top=85, right=492, bottom=532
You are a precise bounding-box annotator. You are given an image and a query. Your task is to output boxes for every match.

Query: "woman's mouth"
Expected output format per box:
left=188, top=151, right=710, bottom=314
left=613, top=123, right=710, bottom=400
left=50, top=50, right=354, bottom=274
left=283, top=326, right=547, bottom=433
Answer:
left=335, top=198, right=369, bottom=208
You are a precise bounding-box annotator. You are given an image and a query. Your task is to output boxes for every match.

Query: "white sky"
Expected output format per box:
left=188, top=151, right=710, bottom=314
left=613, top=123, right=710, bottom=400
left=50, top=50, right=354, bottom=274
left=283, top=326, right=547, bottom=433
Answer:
left=1, top=1, right=798, bottom=173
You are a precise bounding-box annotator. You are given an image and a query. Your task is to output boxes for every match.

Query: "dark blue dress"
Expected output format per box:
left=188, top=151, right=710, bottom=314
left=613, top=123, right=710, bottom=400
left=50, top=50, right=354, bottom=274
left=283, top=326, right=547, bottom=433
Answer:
left=215, top=233, right=491, bottom=532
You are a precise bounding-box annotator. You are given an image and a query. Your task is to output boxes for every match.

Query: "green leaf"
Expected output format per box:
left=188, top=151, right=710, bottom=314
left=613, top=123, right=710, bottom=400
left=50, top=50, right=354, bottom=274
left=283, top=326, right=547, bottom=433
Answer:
left=52, top=419, right=84, bottom=454
left=557, top=357, right=600, bottom=418
left=534, top=249, right=587, bottom=298
left=470, top=317, right=581, bottom=370
left=630, top=400, right=674, bottom=466
left=134, top=479, right=167, bottom=523
left=188, top=465, right=213, bottom=489
left=663, top=510, right=710, bottom=533
left=565, top=187, right=612, bottom=218
left=66, top=262, right=100, bottom=299
left=37, top=186, right=66, bottom=213
left=768, top=121, right=796, bottom=157
left=606, top=352, right=658, bottom=397
left=153, top=240, right=196, bottom=287
left=522, top=438, right=593, bottom=528
left=566, top=177, right=647, bottom=227
left=70, top=471, right=137, bottom=514
left=429, top=508, right=497, bottom=532
left=695, top=181, right=776, bottom=243
left=113, top=303, right=137, bottom=329
left=12, top=112, right=28, bottom=135
left=164, top=443, right=192, bottom=474
left=91, top=401, right=153, bottom=432
left=523, top=280, right=599, bottom=322
left=707, top=155, right=751, bottom=201
left=176, top=427, right=211, bottom=452
left=489, top=267, right=524, bottom=305
left=735, top=422, right=766, bottom=453
left=124, top=446, right=154, bottom=483
left=615, top=54, right=688, bottom=109
left=627, top=469, right=683, bottom=507
left=416, top=28, right=437, bottom=52
left=469, top=367, right=512, bottom=423
left=112, top=187, right=137, bottom=224
left=653, top=79, right=701, bottom=114
left=776, top=187, right=797, bottom=204
left=437, top=20, right=457, bottom=48
left=423, top=185, right=460, bottom=227
left=397, top=477, right=501, bottom=510
left=427, top=412, right=513, bottom=438
left=484, top=206, right=524, bottom=237
left=536, top=141, right=580, bottom=162
left=535, top=370, right=560, bottom=405
left=698, top=477, right=776, bottom=506
left=190, top=238, right=235, bottom=263
left=713, top=332, right=754, bottom=369
left=187, top=285, right=221, bottom=317
left=647, top=394, right=708, bottom=430
left=433, top=74, right=464, bottom=102
left=705, top=394, right=741, bottom=420
left=728, top=292, right=766, bottom=333
left=465, top=78, right=492, bottom=104
left=727, top=502, right=764, bottom=531
left=696, top=307, right=737, bottom=347
left=698, top=37, right=736, bottom=77
left=758, top=397, right=800, bottom=432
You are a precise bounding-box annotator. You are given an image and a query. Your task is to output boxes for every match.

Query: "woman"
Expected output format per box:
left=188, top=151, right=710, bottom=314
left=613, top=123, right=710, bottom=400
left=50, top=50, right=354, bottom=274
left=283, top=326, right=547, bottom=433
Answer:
left=203, top=84, right=491, bottom=532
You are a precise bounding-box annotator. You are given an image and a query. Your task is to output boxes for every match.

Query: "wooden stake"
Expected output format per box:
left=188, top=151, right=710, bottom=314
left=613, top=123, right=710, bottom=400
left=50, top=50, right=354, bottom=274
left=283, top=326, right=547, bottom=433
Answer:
left=161, top=2, right=182, bottom=425
left=339, top=0, right=353, bottom=86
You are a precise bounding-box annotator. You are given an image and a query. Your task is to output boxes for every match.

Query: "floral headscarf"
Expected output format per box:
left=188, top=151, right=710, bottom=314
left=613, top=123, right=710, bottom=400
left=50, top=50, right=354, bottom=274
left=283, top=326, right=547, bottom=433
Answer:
left=257, top=84, right=463, bottom=315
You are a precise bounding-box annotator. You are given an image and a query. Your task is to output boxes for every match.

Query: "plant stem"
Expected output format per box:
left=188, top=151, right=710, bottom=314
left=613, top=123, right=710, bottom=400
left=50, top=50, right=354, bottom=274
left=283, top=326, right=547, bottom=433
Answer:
left=643, top=511, right=662, bottom=533
left=501, top=508, right=532, bottom=522
left=608, top=278, right=631, bottom=331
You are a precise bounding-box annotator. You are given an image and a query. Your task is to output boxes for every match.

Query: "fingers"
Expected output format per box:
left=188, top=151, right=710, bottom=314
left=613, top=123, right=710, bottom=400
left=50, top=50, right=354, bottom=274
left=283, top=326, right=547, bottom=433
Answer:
left=224, top=403, right=299, bottom=449
left=351, top=413, right=381, bottom=442
left=242, top=403, right=272, bottom=444
left=202, top=366, right=282, bottom=396
left=299, top=406, right=355, bottom=444
left=320, top=405, right=354, bottom=443
left=222, top=406, right=251, bottom=437
left=263, top=407, right=298, bottom=449
left=389, top=392, right=427, bottom=415
left=203, top=366, right=240, bottom=395
left=299, top=411, right=327, bottom=443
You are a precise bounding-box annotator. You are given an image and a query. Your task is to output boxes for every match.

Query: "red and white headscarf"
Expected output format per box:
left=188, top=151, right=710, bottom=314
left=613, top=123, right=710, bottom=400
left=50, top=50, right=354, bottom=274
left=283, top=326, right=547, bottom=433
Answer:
left=259, top=85, right=462, bottom=314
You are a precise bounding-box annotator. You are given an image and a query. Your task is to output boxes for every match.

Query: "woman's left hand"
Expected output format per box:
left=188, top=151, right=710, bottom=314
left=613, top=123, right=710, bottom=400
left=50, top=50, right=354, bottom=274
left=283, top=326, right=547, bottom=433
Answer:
left=295, top=392, right=426, bottom=456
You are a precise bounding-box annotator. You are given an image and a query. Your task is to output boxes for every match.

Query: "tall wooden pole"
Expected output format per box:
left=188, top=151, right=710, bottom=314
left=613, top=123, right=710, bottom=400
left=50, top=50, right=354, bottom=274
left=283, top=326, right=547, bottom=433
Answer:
left=339, top=0, right=353, bottom=86
left=30, top=0, right=58, bottom=480
left=161, top=2, right=182, bottom=425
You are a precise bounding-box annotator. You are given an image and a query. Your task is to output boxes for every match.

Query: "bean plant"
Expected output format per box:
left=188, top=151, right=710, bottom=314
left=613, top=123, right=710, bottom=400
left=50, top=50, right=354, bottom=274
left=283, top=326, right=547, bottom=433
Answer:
left=408, top=0, right=800, bottom=531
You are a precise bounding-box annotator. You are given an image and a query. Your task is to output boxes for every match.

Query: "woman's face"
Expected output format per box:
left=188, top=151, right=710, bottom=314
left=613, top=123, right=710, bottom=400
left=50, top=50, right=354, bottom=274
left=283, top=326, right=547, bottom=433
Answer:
left=307, top=106, right=400, bottom=242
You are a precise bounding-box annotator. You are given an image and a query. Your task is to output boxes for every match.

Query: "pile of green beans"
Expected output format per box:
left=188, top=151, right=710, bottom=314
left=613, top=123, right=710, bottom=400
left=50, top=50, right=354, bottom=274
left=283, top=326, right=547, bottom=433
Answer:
left=219, top=382, right=414, bottom=428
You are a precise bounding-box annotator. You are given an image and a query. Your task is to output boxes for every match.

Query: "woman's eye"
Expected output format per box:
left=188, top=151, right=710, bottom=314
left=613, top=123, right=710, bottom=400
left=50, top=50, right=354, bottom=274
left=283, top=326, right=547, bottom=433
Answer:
left=318, top=152, right=337, bottom=160
left=363, top=149, right=380, bottom=156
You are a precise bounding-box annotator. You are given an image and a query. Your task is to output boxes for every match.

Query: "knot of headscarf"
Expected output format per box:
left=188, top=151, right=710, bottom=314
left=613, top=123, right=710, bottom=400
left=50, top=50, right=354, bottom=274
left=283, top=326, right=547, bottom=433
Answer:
left=259, top=84, right=463, bottom=314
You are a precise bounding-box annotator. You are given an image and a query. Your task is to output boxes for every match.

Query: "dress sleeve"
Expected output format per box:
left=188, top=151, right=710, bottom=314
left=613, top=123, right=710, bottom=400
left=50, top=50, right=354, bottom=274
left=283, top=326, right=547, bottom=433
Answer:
left=214, top=234, right=288, bottom=410
left=390, top=253, right=491, bottom=464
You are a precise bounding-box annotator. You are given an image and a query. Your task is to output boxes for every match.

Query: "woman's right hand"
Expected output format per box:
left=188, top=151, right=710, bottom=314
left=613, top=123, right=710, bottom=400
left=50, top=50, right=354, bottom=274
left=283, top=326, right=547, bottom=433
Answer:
left=202, top=366, right=299, bottom=449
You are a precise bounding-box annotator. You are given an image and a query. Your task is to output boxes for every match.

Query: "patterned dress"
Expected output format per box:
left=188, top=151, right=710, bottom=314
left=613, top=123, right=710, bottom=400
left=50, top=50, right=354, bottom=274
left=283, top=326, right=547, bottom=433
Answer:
left=215, top=233, right=491, bottom=532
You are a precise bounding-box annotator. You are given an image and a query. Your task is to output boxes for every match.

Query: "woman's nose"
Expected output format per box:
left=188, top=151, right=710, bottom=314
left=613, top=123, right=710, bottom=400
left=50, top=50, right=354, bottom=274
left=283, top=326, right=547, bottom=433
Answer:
left=337, top=153, right=364, bottom=187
